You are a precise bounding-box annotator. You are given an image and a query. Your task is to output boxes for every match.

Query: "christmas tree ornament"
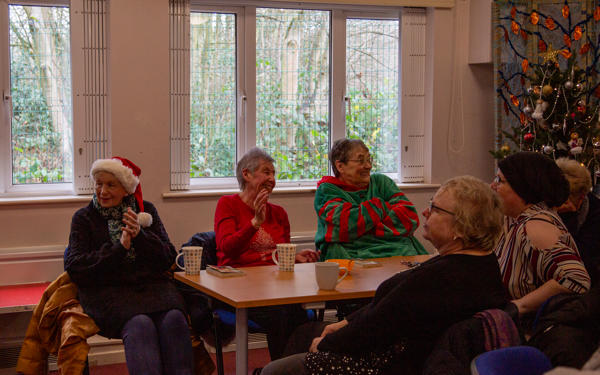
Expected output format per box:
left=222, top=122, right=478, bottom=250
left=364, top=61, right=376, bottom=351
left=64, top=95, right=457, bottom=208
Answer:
left=543, top=145, right=555, bottom=154
left=565, top=80, right=574, bottom=90
left=576, top=83, right=583, bottom=91
left=501, top=144, right=511, bottom=153
left=532, top=99, right=545, bottom=119
left=593, top=136, right=600, bottom=148
left=523, top=105, right=533, bottom=115
left=542, top=84, right=554, bottom=96
left=524, top=132, right=535, bottom=143
left=552, top=123, right=561, bottom=130
left=527, top=86, right=534, bottom=95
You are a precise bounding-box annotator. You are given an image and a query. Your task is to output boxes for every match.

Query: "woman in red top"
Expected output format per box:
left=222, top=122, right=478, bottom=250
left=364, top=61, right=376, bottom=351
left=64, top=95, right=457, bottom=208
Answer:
left=215, top=147, right=319, bottom=267
left=213, top=147, right=319, bottom=361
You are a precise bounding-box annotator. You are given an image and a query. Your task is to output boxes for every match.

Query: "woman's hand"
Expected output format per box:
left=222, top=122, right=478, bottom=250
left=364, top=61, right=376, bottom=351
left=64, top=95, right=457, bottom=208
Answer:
left=320, top=319, right=348, bottom=338
left=295, top=249, right=320, bottom=263
left=309, top=320, right=348, bottom=352
left=309, top=336, right=323, bottom=353
left=251, top=189, right=269, bottom=228
left=122, top=208, right=141, bottom=239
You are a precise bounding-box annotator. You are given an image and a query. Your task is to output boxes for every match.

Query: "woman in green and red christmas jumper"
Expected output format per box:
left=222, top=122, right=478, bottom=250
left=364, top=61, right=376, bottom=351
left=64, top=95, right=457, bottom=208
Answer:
left=314, top=138, right=426, bottom=260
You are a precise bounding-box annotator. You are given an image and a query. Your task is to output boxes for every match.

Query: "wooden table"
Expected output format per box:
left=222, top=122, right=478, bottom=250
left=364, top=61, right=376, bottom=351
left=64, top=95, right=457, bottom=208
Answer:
left=175, top=254, right=432, bottom=375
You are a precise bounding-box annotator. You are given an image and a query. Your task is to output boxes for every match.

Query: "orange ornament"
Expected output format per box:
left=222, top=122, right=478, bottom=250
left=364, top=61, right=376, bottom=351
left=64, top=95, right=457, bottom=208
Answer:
left=531, top=11, right=539, bottom=25
left=580, top=42, right=591, bottom=55
left=564, top=34, right=571, bottom=48
left=522, top=59, right=529, bottom=73
left=545, top=17, right=556, bottom=30
left=595, top=6, right=600, bottom=21
left=562, top=4, right=570, bottom=18
left=511, top=95, right=520, bottom=107
left=560, top=50, right=572, bottom=59
left=511, top=21, right=520, bottom=35
left=538, top=39, right=547, bottom=52
left=573, top=26, right=582, bottom=41
left=521, top=29, right=528, bottom=41
left=511, top=6, right=517, bottom=19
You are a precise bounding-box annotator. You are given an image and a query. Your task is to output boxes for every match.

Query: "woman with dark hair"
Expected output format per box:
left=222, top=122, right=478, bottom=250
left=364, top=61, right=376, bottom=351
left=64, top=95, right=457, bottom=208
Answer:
left=314, top=138, right=426, bottom=260
left=492, top=152, right=590, bottom=316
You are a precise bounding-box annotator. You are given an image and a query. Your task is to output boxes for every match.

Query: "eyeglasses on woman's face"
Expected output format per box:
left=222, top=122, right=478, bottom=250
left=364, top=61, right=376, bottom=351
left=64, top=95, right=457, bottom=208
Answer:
left=428, top=200, right=455, bottom=216
left=492, top=175, right=507, bottom=185
left=347, top=154, right=374, bottom=166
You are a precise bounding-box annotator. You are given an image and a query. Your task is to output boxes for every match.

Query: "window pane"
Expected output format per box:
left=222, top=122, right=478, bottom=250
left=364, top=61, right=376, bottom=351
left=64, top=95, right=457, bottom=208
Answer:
left=346, top=19, right=399, bottom=173
left=9, top=5, right=72, bottom=184
left=256, top=8, right=330, bottom=181
left=190, top=12, right=236, bottom=178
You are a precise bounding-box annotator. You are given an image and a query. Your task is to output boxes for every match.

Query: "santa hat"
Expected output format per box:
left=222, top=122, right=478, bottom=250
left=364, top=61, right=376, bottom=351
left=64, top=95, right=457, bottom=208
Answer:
left=90, top=157, right=153, bottom=227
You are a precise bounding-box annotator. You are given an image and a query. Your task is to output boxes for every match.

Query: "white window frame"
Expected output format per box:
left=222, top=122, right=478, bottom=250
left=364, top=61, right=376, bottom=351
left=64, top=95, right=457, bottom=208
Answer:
left=171, top=1, right=426, bottom=191
left=0, top=0, right=109, bottom=197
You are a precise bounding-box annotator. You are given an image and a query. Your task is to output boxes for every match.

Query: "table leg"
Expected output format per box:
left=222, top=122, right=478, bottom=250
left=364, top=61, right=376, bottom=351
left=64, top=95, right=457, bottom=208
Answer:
left=235, top=307, right=248, bottom=375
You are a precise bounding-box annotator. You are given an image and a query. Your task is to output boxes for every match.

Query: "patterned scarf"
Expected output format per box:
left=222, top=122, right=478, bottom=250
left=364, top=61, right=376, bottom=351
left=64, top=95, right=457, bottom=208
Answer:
left=93, top=194, right=137, bottom=261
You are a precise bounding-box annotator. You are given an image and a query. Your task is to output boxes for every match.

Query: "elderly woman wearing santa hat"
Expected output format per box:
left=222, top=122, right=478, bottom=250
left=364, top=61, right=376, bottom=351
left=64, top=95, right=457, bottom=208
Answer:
left=65, top=157, right=193, bottom=375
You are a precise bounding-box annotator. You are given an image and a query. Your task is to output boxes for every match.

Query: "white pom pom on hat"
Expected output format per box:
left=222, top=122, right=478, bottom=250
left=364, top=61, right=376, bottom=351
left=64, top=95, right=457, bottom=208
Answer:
left=90, top=156, right=153, bottom=227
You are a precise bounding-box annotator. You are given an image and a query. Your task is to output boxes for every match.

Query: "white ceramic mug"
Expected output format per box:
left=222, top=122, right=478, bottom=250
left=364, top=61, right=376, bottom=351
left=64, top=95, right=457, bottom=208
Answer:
left=175, top=246, right=203, bottom=275
left=315, top=262, right=348, bottom=290
left=272, top=243, right=296, bottom=272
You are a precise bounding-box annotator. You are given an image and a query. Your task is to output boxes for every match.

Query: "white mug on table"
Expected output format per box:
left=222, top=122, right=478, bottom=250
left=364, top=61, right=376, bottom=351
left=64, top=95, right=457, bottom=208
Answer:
left=315, top=262, right=348, bottom=290
left=272, top=243, right=296, bottom=272
left=176, top=246, right=203, bottom=275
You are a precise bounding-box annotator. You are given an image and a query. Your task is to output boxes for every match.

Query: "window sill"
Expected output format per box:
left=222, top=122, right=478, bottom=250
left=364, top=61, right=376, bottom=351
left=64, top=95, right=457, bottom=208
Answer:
left=0, top=194, right=92, bottom=207
left=162, top=183, right=440, bottom=199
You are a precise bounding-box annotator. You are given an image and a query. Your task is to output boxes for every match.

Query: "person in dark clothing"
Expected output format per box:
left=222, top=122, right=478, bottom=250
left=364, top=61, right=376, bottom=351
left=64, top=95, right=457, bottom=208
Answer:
left=261, top=176, right=509, bottom=375
left=556, top=158, right=600, bottom=285
left=65, top=157, right=193, bottom=375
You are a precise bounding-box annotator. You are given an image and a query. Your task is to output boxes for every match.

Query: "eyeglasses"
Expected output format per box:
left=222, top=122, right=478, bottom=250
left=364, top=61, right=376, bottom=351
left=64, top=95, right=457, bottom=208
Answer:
left=347, top=155, right=374, bottom=165
left=493, top=175, right=506, bottom=185
left=428, top=200, right=455, bottom=216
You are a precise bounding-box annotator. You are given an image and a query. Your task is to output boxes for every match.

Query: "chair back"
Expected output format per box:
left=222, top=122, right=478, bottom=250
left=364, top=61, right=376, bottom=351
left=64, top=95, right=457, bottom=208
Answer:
left=178, top=231, right=218, bottom=270
left=470, top=346, right=552, bottom=375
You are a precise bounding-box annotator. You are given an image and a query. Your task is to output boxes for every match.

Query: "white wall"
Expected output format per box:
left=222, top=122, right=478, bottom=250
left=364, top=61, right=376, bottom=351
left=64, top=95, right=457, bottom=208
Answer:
left=0, top=0, right=495, bottom=283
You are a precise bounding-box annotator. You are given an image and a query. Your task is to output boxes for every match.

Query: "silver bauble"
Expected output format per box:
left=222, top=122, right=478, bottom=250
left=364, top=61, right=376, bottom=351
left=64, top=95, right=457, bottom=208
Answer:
left=576, top=83, right=583, bottom=91
left=543, top=145, right=554, bottom=154
left=523, top=105, right=533, bottom=115
left=565, top=81, right=574, bottom=90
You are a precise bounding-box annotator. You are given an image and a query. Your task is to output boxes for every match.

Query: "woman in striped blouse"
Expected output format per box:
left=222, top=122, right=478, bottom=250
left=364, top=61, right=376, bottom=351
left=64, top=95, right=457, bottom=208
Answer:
left=492, top=152, right=590, bottom=318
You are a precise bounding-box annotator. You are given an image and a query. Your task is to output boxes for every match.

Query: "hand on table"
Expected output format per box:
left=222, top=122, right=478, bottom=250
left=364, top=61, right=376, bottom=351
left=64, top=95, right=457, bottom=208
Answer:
left=295, top=249, right=320, bottom=263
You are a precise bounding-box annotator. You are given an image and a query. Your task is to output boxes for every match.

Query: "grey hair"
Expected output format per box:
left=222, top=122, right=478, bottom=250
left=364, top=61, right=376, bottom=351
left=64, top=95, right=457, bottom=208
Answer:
left=329, top=138, right=369, bottom=177
left=236, top=147, right=275, bottom=190
left=438, top=175, right=504, bottom=251
left=556, top=158, right=592, bottom=200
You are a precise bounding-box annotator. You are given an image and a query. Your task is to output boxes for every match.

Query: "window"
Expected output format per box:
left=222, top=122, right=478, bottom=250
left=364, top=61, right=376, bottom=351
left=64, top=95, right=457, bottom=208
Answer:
left=0, top=0, right=108, bottom=195
left=170, top=2, right=426, bottom=189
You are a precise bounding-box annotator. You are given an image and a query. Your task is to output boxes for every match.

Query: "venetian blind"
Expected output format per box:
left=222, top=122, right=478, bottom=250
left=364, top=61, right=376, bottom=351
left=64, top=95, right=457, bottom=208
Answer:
left=72, top=0, right=110, bottom=194
left=400, top=8, right=426, bottom=183
left=169, top=0, right=191, bottom=190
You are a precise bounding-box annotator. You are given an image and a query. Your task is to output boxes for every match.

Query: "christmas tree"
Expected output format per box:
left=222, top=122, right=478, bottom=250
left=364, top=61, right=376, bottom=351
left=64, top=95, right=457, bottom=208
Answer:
left=494, top=1, right=600, bottom=181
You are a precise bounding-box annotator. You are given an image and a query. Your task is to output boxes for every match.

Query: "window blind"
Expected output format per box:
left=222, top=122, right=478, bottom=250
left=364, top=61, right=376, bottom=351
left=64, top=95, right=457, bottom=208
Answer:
left=169, top=0, right=191, bottom=190
left=400, top=7, right=426, bottom=183
left=72, top=0, right=110, bottom=194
